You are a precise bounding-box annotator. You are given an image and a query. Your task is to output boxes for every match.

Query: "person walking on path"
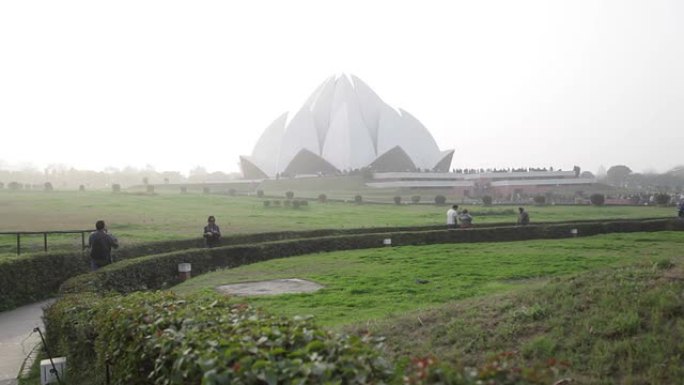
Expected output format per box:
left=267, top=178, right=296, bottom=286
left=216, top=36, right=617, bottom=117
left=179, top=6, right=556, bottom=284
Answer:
left=458, top=209, right=473, bottom=228
left=203, top=215, right=221, bottom=248
left=88, top=220, right=118, bottom=271
left=517, top=207, right=530, bottom=225
left=446, top=205, right=459, bottom=228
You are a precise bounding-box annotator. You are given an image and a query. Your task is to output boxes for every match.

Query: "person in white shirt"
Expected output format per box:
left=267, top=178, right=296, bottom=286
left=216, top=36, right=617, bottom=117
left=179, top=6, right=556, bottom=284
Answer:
left=446, top=205, right=459, bottom=228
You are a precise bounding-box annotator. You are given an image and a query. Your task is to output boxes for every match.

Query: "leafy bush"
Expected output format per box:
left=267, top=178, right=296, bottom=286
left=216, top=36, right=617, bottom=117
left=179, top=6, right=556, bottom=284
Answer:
left=286, top=191, right=295, bottom=199
left=293, top=200, right=301, bottom=209
left=299, top=200, right=309, bottom=207
left=394, top=196, right=402, bottom=205
left=228, top=188, right=237, bottom=196
left=284, top=200, right=292, bottom=207
left=0, top=182, right=4, bottom=189
left=45, top=292, right=393, bottom=385
left=203, top=187, right=210, bottom=194
left=654, top=193, right=671, bottom=205
left=411, top=195, right=421, bottom=204
left=533, top=195, right=546, bottom=205
left=273, top=200, right=282, bottom=206
left=78, top=185, right=85, bottom=192
left=355, top=195, right=363, bottom=204
left=180, top=186, right=187, bottom=194
left=434, top=195, right=447, bottom=205
left=318, top=193, right=327, bottom=203
left=263, top=200, right=271, bottom=207
left=482, top=195, right=493, bottom=206
left=256, top=189, right=264, bottom=198
left=112, top=184, right=121, bottom=193
left=146, top=185, right=155, bottom=193
left=44, top=182, right=54, bottom=192
left=590, top=193, right=605, bottom=206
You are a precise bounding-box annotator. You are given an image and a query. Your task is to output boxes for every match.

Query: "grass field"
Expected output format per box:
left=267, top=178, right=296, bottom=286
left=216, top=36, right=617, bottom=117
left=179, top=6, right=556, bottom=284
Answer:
left=0, top=191, right=676, bottom=257
left=171, top=231, right=684, bottom=383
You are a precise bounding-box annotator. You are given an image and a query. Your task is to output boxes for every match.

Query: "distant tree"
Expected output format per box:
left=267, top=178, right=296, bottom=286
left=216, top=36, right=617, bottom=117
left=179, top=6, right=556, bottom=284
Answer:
left=318, top=193, right=327, bottom=203
left=654, top=193, right=671, bottom=205
left=606, top=165, right=632, bottom=187
left=180, top=186, right=187, bottom=194
left=590, top=193, right=605, bottom=206
left=299, top=200, right=309, bottom=207
left=533, top=195, right=546, bottom=205
left=393, top=196, right=402, bottom=205
left=203, top=187, right=210, bottom=194
left=354, top=195, right=363, bottom=204
left=256, top=190, right=264, bottom=198
left=7, top=182, right=21, bottom=190
left=434, top=195, right=447, bottom=205
left=411, top=195, right=421, bottom=204
left=44, top=182, right=53, bottom=192
left=0, top=182, right=4, bottom=189
left=112, top=184, right=121, bottom=193
left=163, top=178, right=169, bottom=184
left=79, top=185, right=85, bottom=192
left=142, top=177, right=149, bottom=185
left=228, top=188, right=236, bottom=196
left=263, top=200, right=271, bottom=207
left=580, top=171, right=595, bottom=179
left=292, top=200, right=301, bottom=209
left=285, top=191, right=294, bottom=199
left=573, top=165, right=581, bottom=177
left=482, top=195, right=493, bottom=206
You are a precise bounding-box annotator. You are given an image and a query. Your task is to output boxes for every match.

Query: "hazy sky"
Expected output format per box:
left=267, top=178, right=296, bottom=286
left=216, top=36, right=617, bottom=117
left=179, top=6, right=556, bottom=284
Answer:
left=1, top=0, right=682, bottom=175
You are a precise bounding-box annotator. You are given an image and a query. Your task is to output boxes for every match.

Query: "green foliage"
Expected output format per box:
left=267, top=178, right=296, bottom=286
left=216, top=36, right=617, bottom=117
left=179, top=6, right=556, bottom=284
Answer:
left=44, top=182, right=54, bottom=192
left=434, top=195, right=446, bottom=205
left=394, top=196, right=402, bottom=205
left=482, top=195, right=493, bottom=206
left=263, top=200, right=271, bottom=207
left=590, top=193, right=605, bottom=206
left=256, top=189, right=264, bottom=198
left=8, top=181, right=22, bottom=190
left=45, top=292, right=393, bottom=385
left=354, top=194, right=363, bottom=204
left=653, top=193, right=670, bottom=205
left=533, top=196, right=546, bottom=205
left=318, top=193, right=327, bottom=203
left=112, top=184, right=121, bottom=193
left=411, top=195, right=421, bottom=204
left=203, top=187, right=210, bottom=194
left=285, top=191, right=294, bottom=199
left=228, top=188, right=237, bottom=196
left=293, top=199, right=301, bottom=209
left=78, top=184, right=85, bottom=192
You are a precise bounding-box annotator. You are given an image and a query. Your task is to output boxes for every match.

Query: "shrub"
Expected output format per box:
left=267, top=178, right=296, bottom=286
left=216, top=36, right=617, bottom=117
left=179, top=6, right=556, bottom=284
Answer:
left=180, top=186, right=187, bottom=194
left=44, top=182, right=54, bottom=192
left=285, top=191, right=294, bottom=199
left=354, top=194, right=363, bottom=204
left=203, top=187, right=210, bottom=194
left=111, top=184, right=121, bottom=193
left=654, top=193, right=671, bottom=205
left=146, top=185, right=155, bottom=193
left=393, top=196, right=402, bottom=205
left=273, top=200, right=281, bottom=206
left=0, top=182, right=3, bottom=189
left=284, top=200, right=292, bottom=207
left=293, top=200, right=301, bottom=209
left=482, top=195, right=493, bottom=206
left=590, top=193, right=605, bottom=206
left=411, top=195, right=421, bottom=204
left=318, top=193, right=327, bottom=203
left=45, top=292, right=393, bottom=385
left=263, top=200, right=271, bottom=207
left=256, top=189, right=264, bottom=198
left=434, top=195, right=447, bottom=205
left=8, top=181, right=22, bottom=190
left=299, top=199, right=309, bottom=206
left=78, top=185, right=85, bottom=192
left=533, top=195, right=546, bottom=205
left=228, top=188, right=237, bottom=196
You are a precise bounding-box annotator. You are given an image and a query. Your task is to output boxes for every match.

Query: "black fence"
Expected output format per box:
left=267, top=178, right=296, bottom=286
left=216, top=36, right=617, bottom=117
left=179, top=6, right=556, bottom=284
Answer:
left=0, top=230, right=92, bottom=255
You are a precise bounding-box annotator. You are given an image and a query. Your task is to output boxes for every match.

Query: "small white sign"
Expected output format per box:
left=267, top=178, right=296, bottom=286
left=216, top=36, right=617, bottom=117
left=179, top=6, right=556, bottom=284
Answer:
left=383, top=238, right=392, bottom=246
left=40, top=357, right=66, bottom=385
left=178, top=263, right=192, bottom=273
left=570, top=229, right=578, bottom=235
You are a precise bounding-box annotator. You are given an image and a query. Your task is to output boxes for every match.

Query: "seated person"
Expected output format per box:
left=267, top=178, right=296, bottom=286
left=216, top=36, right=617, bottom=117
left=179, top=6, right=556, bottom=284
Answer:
left=458, top=209, right=473, bottom=228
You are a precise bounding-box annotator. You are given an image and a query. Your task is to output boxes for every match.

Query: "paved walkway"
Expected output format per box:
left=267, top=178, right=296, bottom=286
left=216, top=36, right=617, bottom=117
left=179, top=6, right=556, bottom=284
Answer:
left=0, top=300, right=54, bottom=385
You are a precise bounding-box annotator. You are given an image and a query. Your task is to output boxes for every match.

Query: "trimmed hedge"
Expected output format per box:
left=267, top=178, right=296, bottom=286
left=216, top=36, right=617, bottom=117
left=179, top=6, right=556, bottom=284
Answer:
left=44, top=291, right=393, bottom=385
left=59, top=219, right=684, bottom=296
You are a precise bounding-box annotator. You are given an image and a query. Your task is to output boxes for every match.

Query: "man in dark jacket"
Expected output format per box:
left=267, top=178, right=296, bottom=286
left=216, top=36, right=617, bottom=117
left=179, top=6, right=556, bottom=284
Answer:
left=517, top=207, right=530, bottom=225
left=88, top=220, right=119, bottom=270
left=203, top=215, right=221, bottom=247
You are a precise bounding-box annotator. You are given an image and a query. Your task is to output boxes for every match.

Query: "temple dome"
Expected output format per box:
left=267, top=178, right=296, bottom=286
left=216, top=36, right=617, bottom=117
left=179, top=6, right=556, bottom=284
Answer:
left=241, top=74, right=453, bottom=178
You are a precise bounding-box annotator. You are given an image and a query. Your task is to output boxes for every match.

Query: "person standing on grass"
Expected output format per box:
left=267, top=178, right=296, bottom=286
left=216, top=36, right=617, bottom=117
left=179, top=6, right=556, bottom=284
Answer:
left=88, top=220, right=119, bottom=271
left=678, top=200, right=684, bottom=218
left=458, top=209, right=473, bottom=228
left=446, top=204, right=459, bottom=228
left=203, top=215, right=221, bottom=247
left=517, top=207, right=530, bottom=225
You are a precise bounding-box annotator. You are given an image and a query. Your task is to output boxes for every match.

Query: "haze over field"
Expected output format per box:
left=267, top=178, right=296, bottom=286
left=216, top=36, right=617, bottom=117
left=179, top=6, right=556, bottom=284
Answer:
left=1, top=0, right=682, bottom=175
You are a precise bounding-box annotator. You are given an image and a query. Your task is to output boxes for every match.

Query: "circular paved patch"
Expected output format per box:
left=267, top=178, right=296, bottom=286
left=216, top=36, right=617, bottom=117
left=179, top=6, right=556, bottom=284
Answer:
left=216, top=278, right=324, bottom=296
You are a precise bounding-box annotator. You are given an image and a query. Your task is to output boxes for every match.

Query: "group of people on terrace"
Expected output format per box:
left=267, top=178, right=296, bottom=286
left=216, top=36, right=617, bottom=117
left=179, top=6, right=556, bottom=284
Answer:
left=446, top=205, right=529, bottom=229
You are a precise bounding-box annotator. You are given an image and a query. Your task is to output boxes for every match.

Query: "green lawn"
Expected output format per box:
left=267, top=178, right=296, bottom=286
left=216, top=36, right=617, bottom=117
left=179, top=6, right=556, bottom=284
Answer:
left=172, top=231, right=684, bottom=326
left=0, top=190, right=675, bottom=256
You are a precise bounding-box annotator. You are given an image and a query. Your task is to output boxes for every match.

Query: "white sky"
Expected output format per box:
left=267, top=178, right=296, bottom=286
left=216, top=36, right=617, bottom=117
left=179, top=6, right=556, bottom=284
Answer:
left=1, top=0, right=682, bottom=175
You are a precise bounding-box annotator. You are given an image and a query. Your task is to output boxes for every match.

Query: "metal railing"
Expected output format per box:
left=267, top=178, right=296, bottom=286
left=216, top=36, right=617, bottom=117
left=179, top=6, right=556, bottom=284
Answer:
left=0, top=230, right=92, bottom=255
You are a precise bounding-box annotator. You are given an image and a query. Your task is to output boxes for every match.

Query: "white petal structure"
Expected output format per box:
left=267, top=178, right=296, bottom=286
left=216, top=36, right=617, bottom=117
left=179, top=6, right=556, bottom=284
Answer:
left=241, top=74, right=454, bottom=178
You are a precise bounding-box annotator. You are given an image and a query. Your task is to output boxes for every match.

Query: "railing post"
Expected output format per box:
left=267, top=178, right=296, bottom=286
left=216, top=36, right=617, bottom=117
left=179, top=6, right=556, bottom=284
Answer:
left=17, top=233, right=21, bottom=256
left=44, top=233, right=48, bottom=252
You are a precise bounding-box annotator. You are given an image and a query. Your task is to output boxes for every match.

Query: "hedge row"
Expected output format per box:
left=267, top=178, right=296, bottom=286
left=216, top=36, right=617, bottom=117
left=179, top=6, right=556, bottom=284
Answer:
left=59, top=219, right=684, bottom=296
